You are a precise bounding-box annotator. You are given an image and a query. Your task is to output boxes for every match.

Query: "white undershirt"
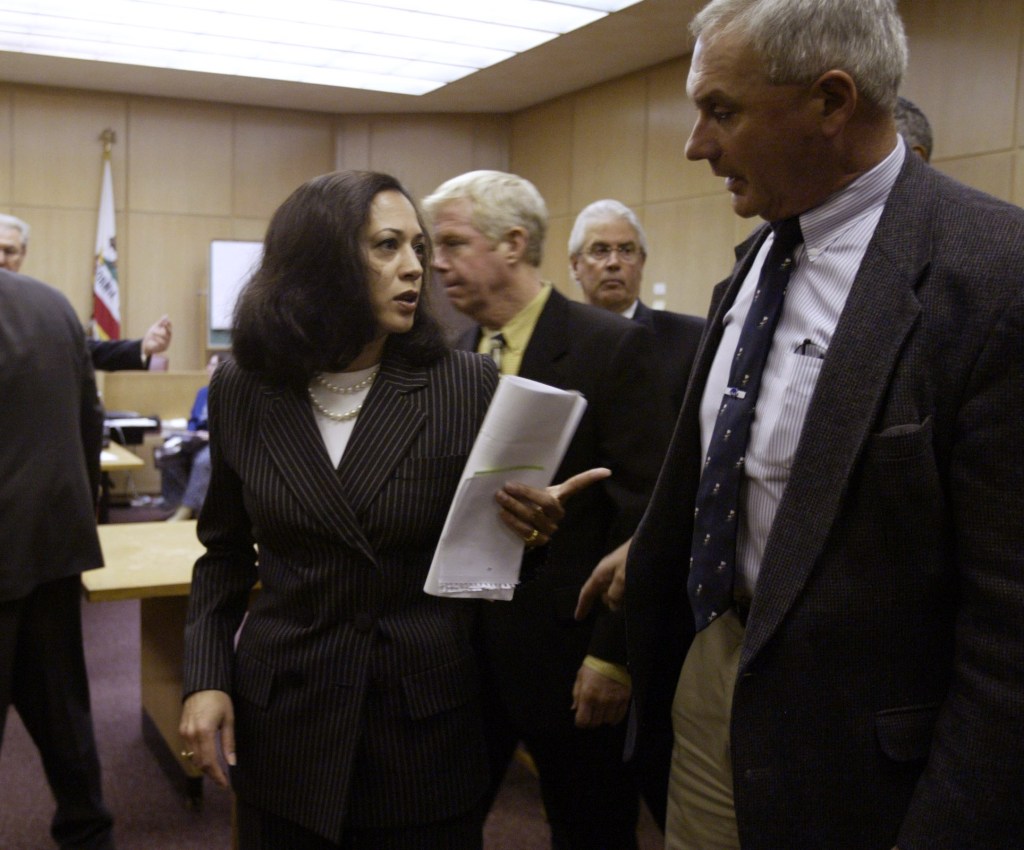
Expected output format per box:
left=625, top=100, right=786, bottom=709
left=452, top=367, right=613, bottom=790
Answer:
left=699, top=142, right=905, bottom=595
left=309, top=364, right=379, bottom=467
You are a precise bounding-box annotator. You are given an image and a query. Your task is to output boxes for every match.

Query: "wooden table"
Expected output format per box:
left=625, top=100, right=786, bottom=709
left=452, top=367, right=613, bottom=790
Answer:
left=98, top=443, right=147, bottom=523
left=85, top=521, right=206, bottom=802
left=100, top=442, right=146, bottom=472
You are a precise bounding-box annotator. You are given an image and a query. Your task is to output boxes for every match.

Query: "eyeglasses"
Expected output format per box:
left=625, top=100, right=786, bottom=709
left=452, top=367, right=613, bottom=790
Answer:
left=0, top=246, right=24, bottom=258
left=583, top=242, right=643, bottom=264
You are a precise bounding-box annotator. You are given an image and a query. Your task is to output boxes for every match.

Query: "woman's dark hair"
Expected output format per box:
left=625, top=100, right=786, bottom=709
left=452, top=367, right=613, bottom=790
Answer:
left=232, top=170, right=446, bottom=389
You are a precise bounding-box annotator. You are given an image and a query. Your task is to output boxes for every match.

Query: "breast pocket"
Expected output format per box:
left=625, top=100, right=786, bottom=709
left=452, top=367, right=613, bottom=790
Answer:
left=875, top=703, right=940, bottom=763
left=752, top=350, right=825, bottom=473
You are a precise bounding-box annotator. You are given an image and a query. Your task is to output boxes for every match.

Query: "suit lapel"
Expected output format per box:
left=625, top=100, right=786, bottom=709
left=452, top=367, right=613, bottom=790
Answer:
left=336, top=357, right=427, bottom=515
left=632, top=301, right=655, bottom=332
left=519, top=288, right=570, bottom=381
left=256, top=356, right=427, bottom=565
left=741, top=159, right=931, bottom=667
left=259, top=382, right=377, bottom=561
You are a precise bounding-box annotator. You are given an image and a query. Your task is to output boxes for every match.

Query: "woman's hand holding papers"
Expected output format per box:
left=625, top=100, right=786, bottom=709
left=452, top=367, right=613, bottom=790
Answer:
left=495, top=467, right=611, bottom=549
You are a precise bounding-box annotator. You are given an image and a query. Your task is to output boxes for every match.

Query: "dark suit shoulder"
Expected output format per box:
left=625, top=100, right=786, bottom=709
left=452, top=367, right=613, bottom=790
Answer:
left=560, top=291, right=651, bottom=342
left=895, top=152, right=1024, bottom=259
left=432, top=347, right=498, bottom=384
left=0, top=270, right=83, bottom=338
left=417, top=349, right=499, bottom=414
left=645, top=306, right=704, bottom=338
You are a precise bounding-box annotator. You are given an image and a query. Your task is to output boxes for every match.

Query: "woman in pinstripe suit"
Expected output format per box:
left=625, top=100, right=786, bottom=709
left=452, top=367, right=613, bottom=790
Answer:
left=178, top=172, right=579, bottom=849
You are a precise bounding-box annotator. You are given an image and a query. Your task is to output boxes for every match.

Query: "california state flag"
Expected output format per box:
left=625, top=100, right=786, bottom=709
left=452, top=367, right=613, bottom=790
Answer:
left=92, top=155, right=120, bottom=341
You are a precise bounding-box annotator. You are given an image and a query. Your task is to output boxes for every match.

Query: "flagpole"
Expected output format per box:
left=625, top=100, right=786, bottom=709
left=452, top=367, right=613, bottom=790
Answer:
left=92, top=128, right=121, bottom=342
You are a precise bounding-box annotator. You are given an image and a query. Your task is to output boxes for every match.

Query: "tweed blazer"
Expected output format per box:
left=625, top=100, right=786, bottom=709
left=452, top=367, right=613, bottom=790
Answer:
left=625, top=149, right=1024, bottom=848
left=458, top=288, right=674, bottom=731
left=0, top=271, right=104, bottom=601
left=182, top=346, right=498, bottom=841
left=631, top=300, right=704, bottom=414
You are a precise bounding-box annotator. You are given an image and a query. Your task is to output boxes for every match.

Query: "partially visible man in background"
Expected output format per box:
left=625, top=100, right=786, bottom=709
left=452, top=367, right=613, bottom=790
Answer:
left=894, top=95, right=933, bottom=162
left=0, top=213, right=172, bottom=370
left=567, top=198, right=704, bottom=827
left=569, top=199, right=704, bottom=415
left=0, top=266, right=115, bottom=849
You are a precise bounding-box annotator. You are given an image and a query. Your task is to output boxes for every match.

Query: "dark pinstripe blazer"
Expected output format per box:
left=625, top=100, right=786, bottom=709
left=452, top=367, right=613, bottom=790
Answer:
left=182, top=346, right=498, bottom=841
left=625, top=149, right=1024, bottom=847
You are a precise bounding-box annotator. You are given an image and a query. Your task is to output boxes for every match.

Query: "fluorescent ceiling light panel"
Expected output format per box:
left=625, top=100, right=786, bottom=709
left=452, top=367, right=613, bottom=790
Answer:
left=0, top=0, right=643, bottom=95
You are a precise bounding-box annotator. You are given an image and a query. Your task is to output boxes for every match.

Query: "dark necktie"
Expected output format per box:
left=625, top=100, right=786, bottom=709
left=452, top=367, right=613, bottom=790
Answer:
left=487, top=332, right=506, bottom=373
left=688, top=217, right=803, bottom=631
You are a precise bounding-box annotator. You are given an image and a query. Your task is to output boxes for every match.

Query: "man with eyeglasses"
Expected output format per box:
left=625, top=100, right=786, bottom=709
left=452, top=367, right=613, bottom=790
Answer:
left=0, top=213, right=172, bottom=371
left=570, top=200, right=704, bottom=416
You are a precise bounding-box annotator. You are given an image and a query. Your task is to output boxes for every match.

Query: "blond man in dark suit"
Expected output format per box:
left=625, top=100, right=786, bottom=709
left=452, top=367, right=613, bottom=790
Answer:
left=424, top=171, right=674, bottom=848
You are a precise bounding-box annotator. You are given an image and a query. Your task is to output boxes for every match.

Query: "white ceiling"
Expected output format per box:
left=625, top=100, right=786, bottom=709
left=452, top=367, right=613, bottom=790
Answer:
left=0, top=0, right=699, bottom=114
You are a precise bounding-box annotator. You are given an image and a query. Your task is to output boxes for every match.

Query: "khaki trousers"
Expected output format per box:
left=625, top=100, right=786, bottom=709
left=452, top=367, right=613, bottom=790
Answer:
left=665, top=608, right=744, bottom=850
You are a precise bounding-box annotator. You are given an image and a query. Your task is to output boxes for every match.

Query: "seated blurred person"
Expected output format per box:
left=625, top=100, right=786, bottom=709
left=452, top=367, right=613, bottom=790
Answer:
left=157, top=354, right=220, bottom=521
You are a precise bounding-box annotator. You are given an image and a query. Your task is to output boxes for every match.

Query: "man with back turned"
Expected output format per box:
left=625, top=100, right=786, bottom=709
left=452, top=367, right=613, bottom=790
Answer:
left=0, top=267, right=114, bottom=848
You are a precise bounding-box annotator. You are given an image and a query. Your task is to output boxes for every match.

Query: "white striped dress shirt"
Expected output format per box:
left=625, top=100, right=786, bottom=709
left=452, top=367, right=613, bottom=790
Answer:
left=700, top=142, right=905, bottom=596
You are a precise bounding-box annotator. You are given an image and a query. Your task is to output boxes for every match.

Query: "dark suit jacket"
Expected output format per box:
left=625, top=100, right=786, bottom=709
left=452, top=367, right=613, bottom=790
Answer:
left=0, top=271, right=104, bottom=601
left=625, top=149, right=1024, bottom=848
left=88, top=337, right=146, bottom=371
left=182, top=347, right=498, bottom=841
left=631, top=300, right=704, bottom=413
left=458, top=288, right=673, bottom=731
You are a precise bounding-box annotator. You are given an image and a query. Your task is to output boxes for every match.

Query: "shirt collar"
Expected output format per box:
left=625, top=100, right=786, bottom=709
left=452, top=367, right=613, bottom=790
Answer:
left=798, top=141, right=905, bottom=254
left=476, top=283, right=552, bottom=375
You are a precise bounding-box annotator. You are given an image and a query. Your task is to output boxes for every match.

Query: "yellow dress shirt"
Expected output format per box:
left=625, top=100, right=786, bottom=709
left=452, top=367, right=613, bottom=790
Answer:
left=476, top=283, right=552, bottom=376
left=477, top=282, right=630, bottom=689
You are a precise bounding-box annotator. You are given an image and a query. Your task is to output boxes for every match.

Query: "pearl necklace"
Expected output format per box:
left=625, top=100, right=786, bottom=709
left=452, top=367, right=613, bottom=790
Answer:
left=315, top=369, right=378, bottom=395
left=308, top=366, right=379, bottom=422
left=308, top=388, right=365, bottom=422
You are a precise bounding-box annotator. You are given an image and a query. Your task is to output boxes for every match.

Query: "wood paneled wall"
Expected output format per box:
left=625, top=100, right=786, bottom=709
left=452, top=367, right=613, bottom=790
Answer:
left=0, top=0, right=1020, bottom=370
left=0, top=92, right=507, bottom=370
left=512, top=0, right=1024, bottom=316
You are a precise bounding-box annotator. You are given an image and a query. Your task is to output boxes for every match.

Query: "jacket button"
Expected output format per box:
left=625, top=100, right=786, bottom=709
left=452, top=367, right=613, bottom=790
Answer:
left=353, top=612, right=375, bottom=633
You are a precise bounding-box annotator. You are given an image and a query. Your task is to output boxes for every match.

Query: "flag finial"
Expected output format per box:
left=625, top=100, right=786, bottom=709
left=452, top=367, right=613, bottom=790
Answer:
left=99, top=128, right=116, bottom=156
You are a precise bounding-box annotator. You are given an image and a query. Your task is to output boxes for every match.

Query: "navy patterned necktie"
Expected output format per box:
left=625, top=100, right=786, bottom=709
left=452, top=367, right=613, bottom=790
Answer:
left=487, top=332, right=506, bottom=373
left=688, top=217, right=803, bottom=631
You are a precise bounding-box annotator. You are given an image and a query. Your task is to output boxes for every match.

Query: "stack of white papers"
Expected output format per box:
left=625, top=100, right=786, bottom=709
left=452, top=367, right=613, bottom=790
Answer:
left=424, top=375, right=587, bottom=600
